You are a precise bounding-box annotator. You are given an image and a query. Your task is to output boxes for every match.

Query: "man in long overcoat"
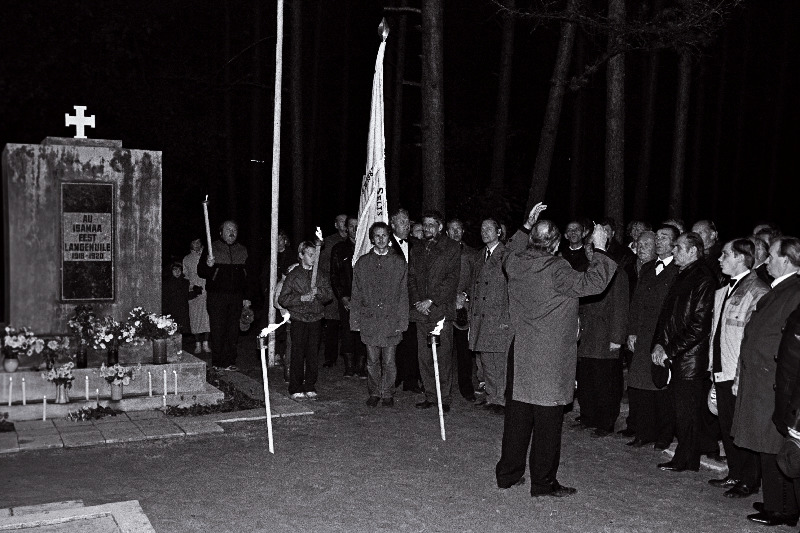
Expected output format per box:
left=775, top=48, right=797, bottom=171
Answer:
left=468, top=218, right=512, bottom=412
left=733, top=237, right=800, bottom=527
left=496, top=204, right=616, bottom=498
left=350, top=222, right=409, bottom=407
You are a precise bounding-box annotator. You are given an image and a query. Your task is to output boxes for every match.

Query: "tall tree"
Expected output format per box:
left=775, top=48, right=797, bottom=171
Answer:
left=224, top=3, right=236, bottom=218
left=421, top=0, right=445, bottom=213
left=489, top=0, right=517, bottom=191
left=605, top=0, right=625, bottom=225
left=668, top=48, right=691, bottom=219
left=526, top=0, right=580, bottom=209
left=249, top=2, right=264, bottom=246
left=568, top=31, right=585, bottom=219
left=387, top=1, right=411, bottom=213
left=337, top=0, right=352, bottom=211
left=289, top=0, right=305, bottom=241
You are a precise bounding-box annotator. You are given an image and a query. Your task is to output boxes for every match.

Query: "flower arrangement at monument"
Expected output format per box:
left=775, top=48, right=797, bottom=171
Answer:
left=90, top=317, right=135, bottom=365
left=42, top=361, right=75, bottom=404
left=68, top=305, right=96, bottom=368
left=99, top=362, right=141, bottom=401
left=2, top=326, right=44, bottom=372
left=39, top=337, right=72, bottom=370
left=128, top=307, right=178, bottom=340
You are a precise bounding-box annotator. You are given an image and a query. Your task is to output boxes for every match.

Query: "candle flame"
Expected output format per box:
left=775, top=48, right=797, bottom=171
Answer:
left=315, top=226, right=322, bottom=241
left=260, top=311, right=290, bottom=337
left=431, top=318, right=445, bottom=335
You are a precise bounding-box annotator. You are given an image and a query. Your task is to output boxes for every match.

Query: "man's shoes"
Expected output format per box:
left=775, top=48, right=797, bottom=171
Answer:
left=705, top=451, right=727, bottom=463
left=746, top=511, right=799, bottom=527
left=290, top=392, right=305, bottom=400
left=653, top=441, right=670, bottom=450
left=626, top=438, right=652, bottom=448
left=657, top=461, right=699, bottom=472
left=381, top=398, right=394, bottom=407
left=366, top=396, right=380, bottom=407
left=591, top=428, right=612, bottom=438
left=305, top=391, right=318, bottom=400
left=708, top=476, right=739, bottom=488
left=416, top=400, right=435, bottom=409
left=498, top=476, right=525, bottom=490
left=617, top=427, right=636, bottom=437
left=724, top=482, right=759, bottom=498
left=531, top=482, right=577, bottom=498
left=224, top=365, right=239, bottom=371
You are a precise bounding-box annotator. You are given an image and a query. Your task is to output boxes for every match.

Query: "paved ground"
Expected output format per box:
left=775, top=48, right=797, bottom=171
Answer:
left=0, top=334, right=771, bottom=532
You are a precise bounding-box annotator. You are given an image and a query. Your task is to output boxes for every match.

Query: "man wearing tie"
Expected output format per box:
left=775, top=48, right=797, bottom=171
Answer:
left=390, top=209, right=421, bottom=392
left=705, top=239, right=769, bottom=497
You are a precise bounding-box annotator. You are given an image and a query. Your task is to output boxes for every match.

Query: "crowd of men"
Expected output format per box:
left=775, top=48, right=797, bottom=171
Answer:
left=197, top=208, right=800, bottom=524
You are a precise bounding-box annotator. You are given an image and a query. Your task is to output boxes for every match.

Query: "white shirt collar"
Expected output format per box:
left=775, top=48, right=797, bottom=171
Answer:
left=658, top=255, right=674, bottom=266
left=772, top=271, right=799, bottom=289
left=731, top=270, right=750, bottom=283
left=487, top=242, right=500, bottom=254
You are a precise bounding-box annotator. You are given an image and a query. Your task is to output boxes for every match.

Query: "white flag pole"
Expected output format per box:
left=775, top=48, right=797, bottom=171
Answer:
left=257, top=312, right=290, bottom=454
left=430, top=318, right=446, bottom=441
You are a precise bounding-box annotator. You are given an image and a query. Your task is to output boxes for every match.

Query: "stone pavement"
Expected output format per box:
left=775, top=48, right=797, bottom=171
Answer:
left=0, top=500, right=155, bottom=532
left=0, top=395, right=313, bottom=455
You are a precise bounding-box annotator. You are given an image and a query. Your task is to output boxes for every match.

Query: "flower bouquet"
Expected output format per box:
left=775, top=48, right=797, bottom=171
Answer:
left=68, top=305, right=96, bottom=368
left=3, top=326, right=43, bottom=371
left=90, top=317, right=136, bottom=364
left=99, top=362, right=140, bottom=386
left=42, top=361, right=75, bottom=404
left=128, top=307, right=178, bottom=340
left=40, top=336, right=72, bottom=370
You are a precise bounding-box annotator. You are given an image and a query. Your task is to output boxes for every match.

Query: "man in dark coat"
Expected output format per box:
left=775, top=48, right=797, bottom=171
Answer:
left=320, top=214, right=348, bottom=367
left=496, top=204, right=616, bottom=497
left=390, top=208, right=421, bottom=392
left=774, top=303, right=800, bottom=502
left=651, top=232, right=716, bottom=473
left=557, top=220, right=589, bottom=272
left=197, top=220, right=251, bottom=369
left=626, top=226, right=680, bottom=449
left=408, top=210, right=461, bottom=412
left=692, top=220, right=726, bottom=288
left=733, top=237, right=800, bottom=526
left=447, top=218, right=478, bottom=404
left=330, top=217, right=367, bottom=377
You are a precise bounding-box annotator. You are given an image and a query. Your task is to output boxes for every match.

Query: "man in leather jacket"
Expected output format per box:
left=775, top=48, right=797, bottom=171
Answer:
left=651, top=232, right=716, bottom=472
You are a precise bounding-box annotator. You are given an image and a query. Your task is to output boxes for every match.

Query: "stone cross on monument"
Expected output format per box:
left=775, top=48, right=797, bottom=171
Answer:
left=64, top=105, right=96, bottom=139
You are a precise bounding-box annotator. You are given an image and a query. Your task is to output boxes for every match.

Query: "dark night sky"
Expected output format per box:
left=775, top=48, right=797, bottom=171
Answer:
left=1, top=0, right=798, bottom=262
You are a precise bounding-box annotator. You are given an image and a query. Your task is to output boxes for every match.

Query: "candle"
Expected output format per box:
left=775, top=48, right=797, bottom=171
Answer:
left=22, top=377, right=26, bottom=405
left=96, top=388, right=99, bottom=406
left=8, top=377, right=12, bottom=407
left=42, top=395, right=47, bottom=421
left=163, top=369, right=167, bottom=395
left=85, top=376, right=89, bottom=401
left=202, top=195, right=214, bottom=261
left=173, top=370, right=178, bottom=395
left=148, top=372, right=153, bottom=396
left=162, top=394, right=167, bottom=408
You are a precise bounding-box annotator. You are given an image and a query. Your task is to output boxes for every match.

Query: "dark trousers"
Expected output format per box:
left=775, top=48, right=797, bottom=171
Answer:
left=621, top=347, right=635, bottom=432
left=576, top=356, right=623, bottom=432
left=629, top=387, right=675, bottom=445
left=417, top=320, right=453, bottom=405
left=396, top=323, right=420, bottom=388
left=322, top=319, right=340, bottom=364
left=206, top=291, right=242, bottom=367
left=716, top=380, right=760, bottom=485
left=288, top=320, right=322, bottom=394
left=761, top=452, right=800, bottom=515
left=699, top=378, right=722, bottom=454
left=670, top=378, right=704, bottom=469
left=453, top=326, right=475, bottom=399
left=496, top=400, right=564, bottom=495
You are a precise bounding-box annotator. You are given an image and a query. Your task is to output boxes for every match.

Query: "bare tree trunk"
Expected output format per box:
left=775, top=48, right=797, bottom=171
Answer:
left=633, top=50, right=659, bottom=220
left=249, top=2, right=264, bottom=246
left=337, top=0, right=352, bottom=210
left=568, top=31, right=585, bottom=219
left=224, top=4, right=236, bottom=217
left=605, top=0, right=625, bottom=225
left=388, top=0, right=409, bottom=213
left=489, top=0, right=516, bottom=191
left=709, top=34, right=728, bottom=216
left=688, top=59, right=706, bottom=221
left=668, top=49, right=691, bottom=219
left=526, top=0, right=580, bottom=210
left=289, top=0, right=305, bottom=241
left=421, top=0, right=445, bottom=213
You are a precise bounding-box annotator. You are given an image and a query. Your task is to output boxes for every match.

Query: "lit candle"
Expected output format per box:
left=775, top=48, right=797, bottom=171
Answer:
left=85, top=376, right=89, bottom=401
left=96, top=388, right=99, bottom=406
left=163, top=369, right=167, bottom=395
left=22, top=377, right=26, bottom=405
left=173, top=370, right=178, bottom=395
left=202, top=195, right=214, bottom=261
left=148, top=372, right=153, bottom=396
left=42, top=395, right=47, bottom=420
left=162, top=394, right=167, bottom=408
left=8, top=377, right=12, bottom=407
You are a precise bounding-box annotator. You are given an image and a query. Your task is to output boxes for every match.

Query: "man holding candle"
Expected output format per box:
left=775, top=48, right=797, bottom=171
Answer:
left=197, top=220, right=252, bottom=370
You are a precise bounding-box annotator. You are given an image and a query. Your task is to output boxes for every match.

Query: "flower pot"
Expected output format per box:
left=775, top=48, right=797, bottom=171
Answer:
left=152, top=338, right=168, bottom=365
left=55, top=383, right=70, bottom=404
left=110, top=382, right=123, bottom=401
left=75, top=343, right=88, bottom=369
left=3, top=355, right=19, bottom=373
left=107, top=348, right=119, bottom=365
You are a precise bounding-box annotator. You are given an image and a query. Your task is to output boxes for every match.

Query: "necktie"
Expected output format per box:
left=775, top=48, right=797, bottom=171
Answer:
left=485, top=249, right=491, bottom=263
left=655, top=259, right=664, bottom=275
left=398, top=239, right=405, bottom=245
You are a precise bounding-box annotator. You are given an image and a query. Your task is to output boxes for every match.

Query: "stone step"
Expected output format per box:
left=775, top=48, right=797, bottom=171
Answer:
left=0, top=500, right=156, bottom=532
left=1, top=353, right=210, bottom=404
left=1, top=383, right=224, bottom=421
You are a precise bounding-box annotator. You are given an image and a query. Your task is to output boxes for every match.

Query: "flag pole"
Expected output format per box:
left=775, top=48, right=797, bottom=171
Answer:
left=268, top=0, right=285, bottom=368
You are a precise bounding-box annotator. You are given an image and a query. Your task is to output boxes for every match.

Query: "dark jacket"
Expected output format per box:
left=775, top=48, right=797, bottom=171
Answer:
left=704, top=242, right=727, bottom=289
left=408, top=235, right=461, bottom=324
left=776, top=305, right=800, bottom=434
left=197, top=240, right=248, bottom=295
left=578, top=269, right=629, bottom=359
left=330, top=239, right=355, bottom=302
left=652, top=259, right=716, bottom=380
left=277, top=265, right=333, bottom=323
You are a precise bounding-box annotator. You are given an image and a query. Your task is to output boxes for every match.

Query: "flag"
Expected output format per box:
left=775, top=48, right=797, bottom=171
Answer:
left=353, top=19, right=390, bottom=267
